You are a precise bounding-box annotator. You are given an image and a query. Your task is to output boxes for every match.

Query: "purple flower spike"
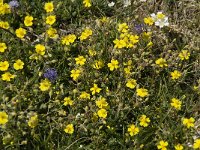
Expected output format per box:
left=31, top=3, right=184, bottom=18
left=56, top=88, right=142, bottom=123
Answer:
left=9, top=0, right=19, bottom=8
left=134, top=24, right=144, bottom=34
left=43, top=68, right=57, bottom=82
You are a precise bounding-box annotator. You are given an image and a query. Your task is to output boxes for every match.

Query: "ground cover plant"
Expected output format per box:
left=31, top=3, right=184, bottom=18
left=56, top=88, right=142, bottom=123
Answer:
left=0, top=0, right=200, bottom=149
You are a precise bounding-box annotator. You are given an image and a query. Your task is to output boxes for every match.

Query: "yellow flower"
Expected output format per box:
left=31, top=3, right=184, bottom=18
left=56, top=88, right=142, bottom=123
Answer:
left=127, top=35, right=139, bottom=48
left=155, top=58, right=167, bottom=68
left=124, top=67, right=131, bottom=75
left=83, top=0, right=91, bottom=7
left=70, top=69, right=81, bottom=81
left=79, top=28, right=92, bottom=41
left=0, top=42, right=7, bottom=53
left=156, top=12, right=166, bottom=19
left=0, top=3, right=11, bottom=15
left=193, top=139, right=200, bottom=149
left=64, top=124, right=74, bottom=134
left=127, top=124, right=139, bottom=136
left=1, top=72, right=15, bottom=81
left=88, top=49, right=96, bottom=56
left=147, top=41, right=153, bottom=47
left=44, top=2, right=54, bottom=13
left=13, top=59, right=24, bottom=70
left=63, top=97, right=73, bottom=106
left=28, top=115, right=38, bottom=128
left=24, top=16, right=33, bottom=27
left=144, top=17, right=154, bottom=25
left=35, top=44, right=45, bottom=55
left=0, top=111, right=8, bottom=125
left=79, top=92, right=90, bottom=100
left=39, top=79, right=51, bottom=91
left=90, top=83, right=101, bottom=95
left=61, top=34, right=76, bottom=45
left=113, top=39, right=126, bottom=49
left=126, top=79, right=137, bottom=89
left=92, top=60, right=104, bottom=69
left=46, top=15, right=56, bottom=25
left=97, top=109, right=107, bottom=118
left=142, top=32, right=152, bottom=40
left=157, top=140, right=168, bottom=150
left=182, top=117, right=195, bottom=128
left=174, top=144, right=183, bottom=150
left=0, top=21, right=9, bottom=29
left=100, top=17, right=109, bottom=23
left=171, top=70, right=181, bottom=80
left=15, top=28, right=26, bottom=39
left=47, top=27, right=58, bottom=39
left=179, top=50, right=190, bottom=60
left=118, top=23, right=129, bottom=33
left=119, top=35, right=129, bottom=48
left=0, top=61, right=9, bottom=71
left=170, top=98, right=181, bottom=110
left=108, top=59, right=119, bottom=71
left=75, top=56, right=86, bottom=66
left=136, top=88, right=149, bottom=97
left=96, top=97, right=108, bottom=109
left=139, top=115, right=150, bottom=127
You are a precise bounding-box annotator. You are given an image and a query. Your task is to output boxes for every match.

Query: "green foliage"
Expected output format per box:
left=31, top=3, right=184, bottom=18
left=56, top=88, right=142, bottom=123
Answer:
left=0, top=0, right=200, bottom=149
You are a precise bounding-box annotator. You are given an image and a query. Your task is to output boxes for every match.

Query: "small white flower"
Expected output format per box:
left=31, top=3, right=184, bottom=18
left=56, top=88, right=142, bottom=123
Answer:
left=150, top=13, right=157, bottom=21
left=151, top=12, right=169, bottom=28
left=187, top=142, right=193, bottom=147
left=123, top=0, right=131, bottom=7
left=155, top=17, right=169, bottom=28
left=108, top=1, right=115, bottom=7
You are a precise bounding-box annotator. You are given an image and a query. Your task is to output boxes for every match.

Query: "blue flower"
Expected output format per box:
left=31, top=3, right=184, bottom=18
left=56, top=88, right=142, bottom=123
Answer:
left=134, top=24, right=144, bottom=34
left=43, top=68, right=57, bottom=82
left=9, top=0, right=19, bottom=8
